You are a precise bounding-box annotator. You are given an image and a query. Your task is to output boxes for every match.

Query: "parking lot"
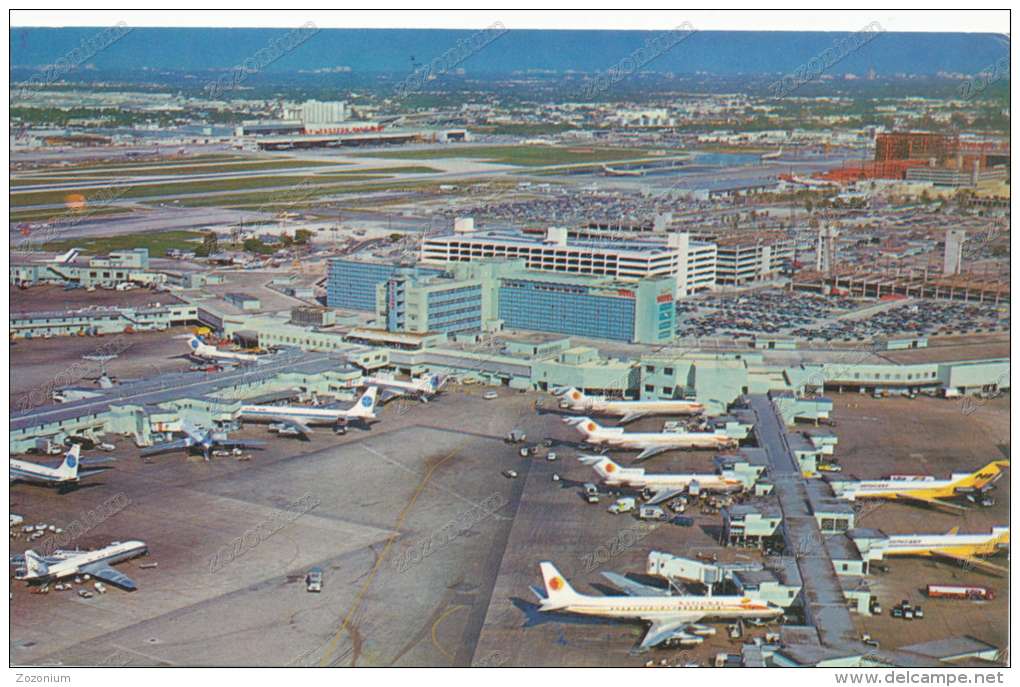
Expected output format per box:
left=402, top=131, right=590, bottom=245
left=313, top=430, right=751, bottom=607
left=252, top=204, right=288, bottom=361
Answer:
left=676, top=291, right=1008, bottom=342
left=677, top=290, right=858, bottom=338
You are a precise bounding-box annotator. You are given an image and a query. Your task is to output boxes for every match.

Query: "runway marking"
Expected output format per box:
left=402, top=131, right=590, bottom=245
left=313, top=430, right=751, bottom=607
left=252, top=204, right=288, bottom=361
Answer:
left=431, top=604, right=469, bottom=661
left=319, top=447, right=460, bottom=666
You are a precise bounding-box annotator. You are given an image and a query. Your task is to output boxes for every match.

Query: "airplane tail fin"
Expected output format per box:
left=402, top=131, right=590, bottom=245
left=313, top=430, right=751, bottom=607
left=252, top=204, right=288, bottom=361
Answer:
left=538, top=562, right=580, bottom=610
left=24, top=550, right=48, bottom=578
left=350, top=387, right=378, bottom=418
left=968, top=460, right=1010, bottom=489
left=579, top=455, right=620, bottom=479
left=563, top=416, right=600, bottom=437
left=57, top=445, right=80, bottom=480
left=553, top=387, right=585, bottom=404
left=992, top=526, right=1010, bottom=547
left=187, top=336, right=204, bottom=353
left=420, top=373, right=445, bottom=394
left=947, top=526, right=960, bottom=536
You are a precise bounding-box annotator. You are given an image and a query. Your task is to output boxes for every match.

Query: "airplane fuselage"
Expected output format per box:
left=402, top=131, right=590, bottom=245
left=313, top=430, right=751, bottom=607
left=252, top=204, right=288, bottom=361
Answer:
left=882, top=531, right=1009, bottom=558
left=549, top=593, right=780, bottom=622
left=603, top=471, right=741, bottom=492
left=566, top=398, right=704, bottom=417
left=239, top=405, right=348, bottom=425
left=589, top=429, right=737, bottom=451
left=23, top=541, right=147, bottom=582
left=10, top=460, right=75, bottom=484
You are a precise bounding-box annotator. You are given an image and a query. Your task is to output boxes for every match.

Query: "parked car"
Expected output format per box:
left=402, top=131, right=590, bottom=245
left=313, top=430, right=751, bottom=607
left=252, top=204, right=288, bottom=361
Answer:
left=639, top=505, right=667, bottom=521
left=306, top=567, right=323, bottom=593
left=608, top=497, right=636, bottom=514
left=502, top=470, right=518, bottom=479
left=483, top=391, right=499, bottom=400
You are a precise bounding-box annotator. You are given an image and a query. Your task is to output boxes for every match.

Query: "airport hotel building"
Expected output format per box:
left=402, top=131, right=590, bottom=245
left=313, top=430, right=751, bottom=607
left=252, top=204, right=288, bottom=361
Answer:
left=327, top=258, right=676, bottom=345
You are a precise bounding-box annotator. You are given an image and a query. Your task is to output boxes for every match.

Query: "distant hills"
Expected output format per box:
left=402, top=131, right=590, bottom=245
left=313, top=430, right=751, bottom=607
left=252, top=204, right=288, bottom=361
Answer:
left=9, top=27, right=1010, bottom=77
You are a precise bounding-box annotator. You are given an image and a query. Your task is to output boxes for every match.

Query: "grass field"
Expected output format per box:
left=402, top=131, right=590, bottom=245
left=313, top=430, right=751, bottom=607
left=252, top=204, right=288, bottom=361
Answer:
left=351, top=145, right=659, bottom=166
left=63, top=159, right=349, bottom=177
left=37, top=230, right=207, bottom=257
left=9, top=173, right=400, bottom=208
left=21, top=154, right=244, bottom=173
left=10, top=206, right=134, bottom=223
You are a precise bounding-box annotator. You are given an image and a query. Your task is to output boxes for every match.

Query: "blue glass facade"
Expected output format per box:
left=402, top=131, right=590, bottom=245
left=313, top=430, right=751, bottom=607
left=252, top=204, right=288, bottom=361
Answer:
left=498, top=279, right=635, bottom=342
left=426, top=285, right=483, bottom=333
left=327, top=260, right=440, bottom=311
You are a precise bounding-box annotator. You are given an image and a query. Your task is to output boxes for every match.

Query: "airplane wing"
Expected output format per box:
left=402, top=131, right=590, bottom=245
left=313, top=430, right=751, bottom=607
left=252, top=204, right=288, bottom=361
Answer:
left=601, top=572, right=670, bottom=597
left=140, top=438, right=191, bottom=457
left=219, top=439, right=267, bottom=450
left=378, top=388, right=406, bottom=404
left=266, top=416, right=313, bottom=438
left=80, top=562, right=138, bottom=591
left=639, top=615, right=704, bottom=649
left=895, top=494, right=967, bottom=513
left=77, top=467, right=113, bottom=480
left=931, top=551, right=1008, bottom=577
left=618, top=412, right=649, bottom=425
left=635, top=447, right=670, bottom=462
left=80, top=456, right=118, bottom=466
left=646, top=488, right=685, bottom=505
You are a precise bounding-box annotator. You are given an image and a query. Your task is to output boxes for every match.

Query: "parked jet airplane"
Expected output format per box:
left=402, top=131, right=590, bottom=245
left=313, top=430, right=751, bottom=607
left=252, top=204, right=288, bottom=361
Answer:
left=238, top=387, right=379, bottom=438
left=141, top=420, right=265, bottom=461
left=864, top=526, right=1010, bottom=576
left=366, top=373, right=446, bottom=403
left=186, top=336, right=258, bottom=363
left=14, top=540, right=147, bottom=590
left=565, top=417, right=739, bottom=461
left=10, top=445, right=110, bottom=487
left=554, top=387, right=704, bottom=424
left=530, top=562, right=781, bottom=650
left=830, top=460, right=1009, bottom=512
left=580, top=456, right=744, bottom=504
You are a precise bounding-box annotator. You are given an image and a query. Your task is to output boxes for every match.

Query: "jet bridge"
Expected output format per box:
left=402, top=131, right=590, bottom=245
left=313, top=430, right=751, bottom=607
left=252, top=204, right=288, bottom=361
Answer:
left=646, top=550, right=761, bottom=588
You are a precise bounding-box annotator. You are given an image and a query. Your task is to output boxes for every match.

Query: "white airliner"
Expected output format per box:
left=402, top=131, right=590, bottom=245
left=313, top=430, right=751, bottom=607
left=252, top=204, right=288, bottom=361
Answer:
left=830, top=460, right=1009, bottom=511
left=565, top=417, right=739, bottom=461
left=531, top=562, right=782, bottom=650
left=366, top=373, right=446, bottom=403
left=239, top=387, right=379, bottom=437
left=15, top=540, right=148, bottom=591
left=554, top=387, right=704, bottom=424
left=186, top=336, right=258, bottom=363
left=10, top=445, right=109, bottom=486
left=580, top=455, right=744, bottom=504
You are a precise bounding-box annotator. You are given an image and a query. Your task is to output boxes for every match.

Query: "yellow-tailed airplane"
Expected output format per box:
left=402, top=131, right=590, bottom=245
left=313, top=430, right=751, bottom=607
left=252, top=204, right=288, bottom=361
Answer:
left=830, top=460, right=1008, bottom=512
left=857, top=526, right=1010, bottom=577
